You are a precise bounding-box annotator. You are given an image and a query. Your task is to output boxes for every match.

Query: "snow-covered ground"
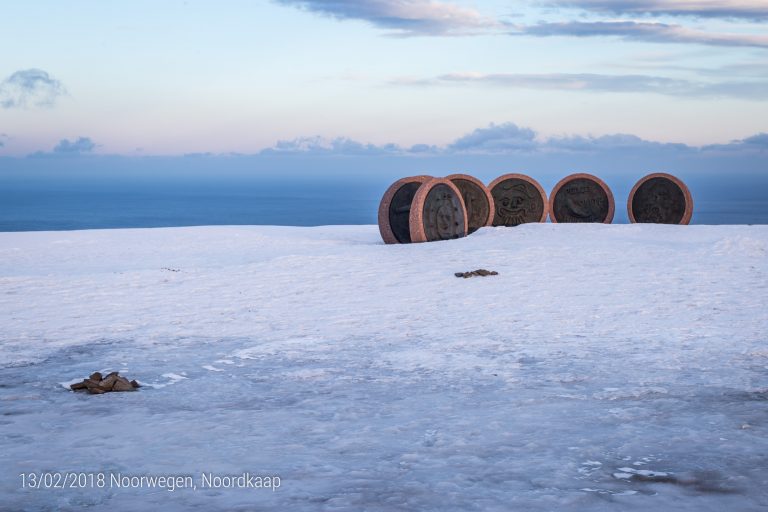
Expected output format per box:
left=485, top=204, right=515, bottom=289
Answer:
left=1, top=224, right=767, bottom=511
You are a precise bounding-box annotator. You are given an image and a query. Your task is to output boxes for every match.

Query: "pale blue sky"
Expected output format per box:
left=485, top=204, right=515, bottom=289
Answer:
left=1, top=0, right=767, bottom=156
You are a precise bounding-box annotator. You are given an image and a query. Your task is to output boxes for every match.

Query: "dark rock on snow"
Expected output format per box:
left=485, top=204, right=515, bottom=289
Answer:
left=454, top=269, right=499, bottom=278
left=70, top=372, right=141, bottom=394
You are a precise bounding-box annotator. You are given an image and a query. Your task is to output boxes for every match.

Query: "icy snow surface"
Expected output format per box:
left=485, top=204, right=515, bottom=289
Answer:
left=1, top=224, right=767, bottom=511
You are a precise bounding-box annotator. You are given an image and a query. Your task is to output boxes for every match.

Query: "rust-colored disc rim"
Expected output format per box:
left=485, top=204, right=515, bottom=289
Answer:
left=487, top=173, right=549, bottom=225
left=627, top=173, right=693, bottom=225
left=409, top=178, right=468, bottom=243
left=548, top=173, right=615, bottom=224
left=378, top=175, right=432, bottom=244
left=445, top=173, right=494, bottom=233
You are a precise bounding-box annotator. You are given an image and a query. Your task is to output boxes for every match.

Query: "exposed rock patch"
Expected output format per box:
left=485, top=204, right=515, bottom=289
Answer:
left=454, top=269, right=498, bottom=278
left=70, top=372, right=140, bottom=394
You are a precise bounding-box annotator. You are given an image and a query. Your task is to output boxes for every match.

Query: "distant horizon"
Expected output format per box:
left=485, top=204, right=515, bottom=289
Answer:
left=2, top=1, right=766, bottom=229
left=1, top=119, right=766, bottom=188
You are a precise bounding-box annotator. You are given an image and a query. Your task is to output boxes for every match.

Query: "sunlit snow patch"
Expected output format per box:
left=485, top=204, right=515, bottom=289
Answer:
left=143, top=372, right=188, bottom=388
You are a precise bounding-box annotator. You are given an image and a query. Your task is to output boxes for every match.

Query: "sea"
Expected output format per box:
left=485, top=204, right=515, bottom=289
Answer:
left=1, top=173, right=767, bottom=231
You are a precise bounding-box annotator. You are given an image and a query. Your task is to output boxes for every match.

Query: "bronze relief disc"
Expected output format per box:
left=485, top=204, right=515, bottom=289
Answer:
left=378, top=175, right=432, bottom=244
left=409, top=178, right=468, bottom=243
left=628, top=173, right=693, bottom=225
left=487, top=173, right=548, bottom=226
left=446, top=174, right=494, bottom=234
left=549, top=173, right=615, bottom=224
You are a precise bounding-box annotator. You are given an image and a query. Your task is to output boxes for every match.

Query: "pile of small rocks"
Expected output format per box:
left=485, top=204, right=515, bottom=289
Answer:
left=454, top=269, right=499, bottom=278
left=70, top=372, right=140, bottom=394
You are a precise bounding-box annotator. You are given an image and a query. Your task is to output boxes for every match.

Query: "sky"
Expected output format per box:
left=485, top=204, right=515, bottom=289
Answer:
left=0, top=0, right=767, bottom=157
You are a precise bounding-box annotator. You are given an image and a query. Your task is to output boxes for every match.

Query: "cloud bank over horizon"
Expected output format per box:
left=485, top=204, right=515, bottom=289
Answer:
left=0, top=122, right=768, bottom=158
left=10, top=122, right=764, bottom=159
left=263, top=122, right=768, bottom=156
left=2, top=117, right=765, bottom=163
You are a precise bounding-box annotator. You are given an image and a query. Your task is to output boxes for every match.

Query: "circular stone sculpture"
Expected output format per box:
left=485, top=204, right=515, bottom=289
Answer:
left=487, top=173, right=548, bottom=226
left=378, top=175, right=432, bottom=244
left=628, top=173, right=693, bottom=225
left=549, top=173, right=615, bottom=224
left=409, top=178, right=468, bottom=243
left=446, top=174, right=494, bottom=234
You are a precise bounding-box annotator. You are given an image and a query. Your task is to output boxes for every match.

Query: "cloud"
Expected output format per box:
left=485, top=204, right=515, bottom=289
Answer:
left=448, top=122, right=538, bottom=152
left=256, top=122, right=768, bottom=157
left=408, top=143, right=440, bottom=153
left=265, top=125, right=539, bottom=155
left=0, top=69, right=66, bottom=109
left=545, top=133, right=691, bottom=152
left=440, top=123, right=692, bottom=154
left=54, top=137, right=96, bottom=154
left=703, top=132, right=768, bottom=151
left=513, top=20, right=768, bottom=48
left=263, top=136, right=405, bottom=155
left=447, top=124, right=768, bottom=154
left=15, top=123, right=767, bottom=166
left=403, top=71, right=768, bottom=99
left=274, top=0, right=500, bottom=36
left=742, top=132, right=768, bottom=147
left=453, top=124, right=768, bottom=154
left=260, top=123, right=698, bottom=156
left=543, top=1, right=768, bottom=21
